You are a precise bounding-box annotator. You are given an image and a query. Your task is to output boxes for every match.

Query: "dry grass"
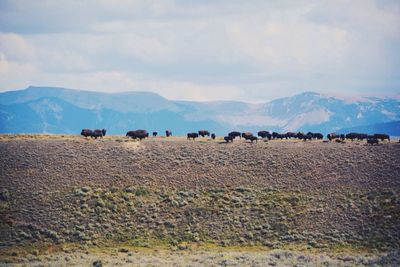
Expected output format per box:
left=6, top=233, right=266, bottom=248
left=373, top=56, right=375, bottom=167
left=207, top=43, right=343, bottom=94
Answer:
left=0, top=134, right=399, bottom=265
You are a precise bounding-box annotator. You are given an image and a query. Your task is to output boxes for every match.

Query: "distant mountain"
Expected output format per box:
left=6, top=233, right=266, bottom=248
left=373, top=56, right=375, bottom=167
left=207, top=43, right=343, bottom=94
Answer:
left=0, top=86, right=399, bottom=135
left=337, top=121, right=400, bottom=136
left=0, top=86, right=179, bottom=113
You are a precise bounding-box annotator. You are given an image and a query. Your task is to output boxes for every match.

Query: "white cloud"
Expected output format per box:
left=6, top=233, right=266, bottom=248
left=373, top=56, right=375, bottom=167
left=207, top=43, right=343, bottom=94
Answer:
left=0, top=33, right=34, bottom=62
left=0, top=0, right=399, bottom=101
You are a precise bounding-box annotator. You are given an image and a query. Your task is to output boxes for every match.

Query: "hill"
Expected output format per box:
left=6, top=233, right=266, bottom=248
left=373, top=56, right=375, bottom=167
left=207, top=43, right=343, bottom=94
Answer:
left=0, top=86, right=399, bottom=135
left=0, top=136, right=399, bottom=265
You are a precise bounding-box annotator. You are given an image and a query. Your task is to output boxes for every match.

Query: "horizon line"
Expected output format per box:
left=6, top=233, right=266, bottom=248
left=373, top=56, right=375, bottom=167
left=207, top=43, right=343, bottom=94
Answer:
left=1, top=85, right=399, bottom=104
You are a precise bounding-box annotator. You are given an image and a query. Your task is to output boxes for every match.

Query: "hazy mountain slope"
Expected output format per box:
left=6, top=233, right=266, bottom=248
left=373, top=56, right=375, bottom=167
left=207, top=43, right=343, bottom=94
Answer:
left=0, top=86, right=180, bottom=113
left=263, top=92, right=400, bottom=132
left=0, top=86, right=399, bottom=135
left=0, top=96, right=227, bottom=135
left=0, top=97, right=99, bottom=134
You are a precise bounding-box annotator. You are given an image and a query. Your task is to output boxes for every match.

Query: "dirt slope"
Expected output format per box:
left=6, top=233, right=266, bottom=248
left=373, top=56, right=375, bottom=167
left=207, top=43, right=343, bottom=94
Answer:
left=0, top=135, right=399, bottom=264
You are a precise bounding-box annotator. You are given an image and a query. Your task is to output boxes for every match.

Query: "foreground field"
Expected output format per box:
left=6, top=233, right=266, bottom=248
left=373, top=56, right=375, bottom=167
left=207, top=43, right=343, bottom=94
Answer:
left=0, top=134, right=399, bottom=266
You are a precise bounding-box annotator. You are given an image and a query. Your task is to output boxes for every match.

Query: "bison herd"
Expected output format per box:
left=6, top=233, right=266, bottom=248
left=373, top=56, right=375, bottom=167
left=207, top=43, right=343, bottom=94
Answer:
left=81, top=128, right=392, bottom=145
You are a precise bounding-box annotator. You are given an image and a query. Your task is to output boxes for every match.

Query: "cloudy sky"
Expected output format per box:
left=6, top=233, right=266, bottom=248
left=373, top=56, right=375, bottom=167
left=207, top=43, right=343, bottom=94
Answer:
left=0, top=0, right=399, bottom=102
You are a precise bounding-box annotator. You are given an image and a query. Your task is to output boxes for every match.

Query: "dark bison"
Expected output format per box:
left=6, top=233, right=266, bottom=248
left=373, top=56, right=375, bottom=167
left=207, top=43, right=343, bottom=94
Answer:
left=373, top=133, right=390, bottom=142
left=272, top=132, right=287, bottom=139
left=286, top=132, right=297, bottom=139
left=303, top=133, right=313, bottom=141
left=224, top=136, right=233, bottom=142
left=327, top=133, right=338, bottom=141
left=152, top=132, right=157, bottom=137
left=367, top=137, right=379, bottom=145
left=258, top=131, right=271, bottom=140
left=211, top=133, right=216, bottom=140
left=126, top=130, right=149, bottom=140
left=346, top=132, right=368, bottom=141
left=312, top=133, right=323, bottom=140
left=248, top=136, right=258, bottom=143
left=81, top=129, right=93, bottom=137
left=242, top=132, right=257, bottom=142
left=296, top=132, right=305, bottom=139
left=328, top=133, right=345, bottom=141
left=275, top=133, right=287, bottom=139
left=187, top=133, right=199, bottom=140
left=91, top=129, right=106, bottom=139
left=166, top=130, right=172, bottom=137
left=228, top=131, right=241, bottom=139
left=198, top=130, right=210, bottom=137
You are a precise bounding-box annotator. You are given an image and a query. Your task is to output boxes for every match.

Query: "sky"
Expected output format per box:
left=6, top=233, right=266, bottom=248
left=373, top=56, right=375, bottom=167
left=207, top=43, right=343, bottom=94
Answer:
left=0, top=0, right=399, bottom=102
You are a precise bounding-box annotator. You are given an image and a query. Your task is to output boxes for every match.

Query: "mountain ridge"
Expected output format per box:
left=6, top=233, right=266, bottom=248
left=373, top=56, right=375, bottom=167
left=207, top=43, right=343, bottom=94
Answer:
left=1, top=86, right=399, bottom=135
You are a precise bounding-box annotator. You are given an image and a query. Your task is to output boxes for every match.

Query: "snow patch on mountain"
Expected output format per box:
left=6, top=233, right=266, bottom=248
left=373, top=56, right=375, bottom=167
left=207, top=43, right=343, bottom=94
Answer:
left=283, top=108, right=332, bottom=132
left=381, top=109, right=397, bottom=120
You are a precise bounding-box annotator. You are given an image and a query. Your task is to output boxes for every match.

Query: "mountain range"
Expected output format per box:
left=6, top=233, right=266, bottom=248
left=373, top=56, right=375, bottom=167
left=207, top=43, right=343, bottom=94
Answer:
left=0, top=86, right=399, bottom=136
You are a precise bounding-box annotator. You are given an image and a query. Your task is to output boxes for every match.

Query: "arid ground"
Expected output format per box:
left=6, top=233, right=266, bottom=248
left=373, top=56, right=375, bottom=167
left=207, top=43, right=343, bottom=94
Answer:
left=0, top=135, right=399, bottom=266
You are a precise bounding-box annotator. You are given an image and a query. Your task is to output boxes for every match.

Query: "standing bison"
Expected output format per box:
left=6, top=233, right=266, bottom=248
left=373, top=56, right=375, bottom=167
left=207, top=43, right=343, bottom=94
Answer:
left=211, top=133, right=216, bottom=140
left=312, top=133, right=323, bottom=140
left=152, top=132, right=158, bottom=137
left=228, top=131, right=241, bottom=139
left=241, top=132, right=253, bottom=140
left=285, top=132, right=297, bottom=139
left=242, top=132, right=257, bottom=142
left=248, top=136, right=258, bottom=143
left=327, top=133, right=345, bottom=141
left=198, top=130, right=210, bottom=137
left=81, top=129, right=93, bottom=137
left=302, top=133, right=312, bottom=141
left=187, top=133, right=199, bottom=140
left=346, top=132, right=368, bottom=141
left=126, top=130, right=149, bottom=140
left=258, top=131, right=271, bottom=140
left=296, top=132, right=305, bottom=139
left=224, top=136, right=234, bottom=142
left=367, top=137, right=379, bottom=145
left=373, top=133, right=390, bottom=142
left=166, top=130, right=172, bottom=137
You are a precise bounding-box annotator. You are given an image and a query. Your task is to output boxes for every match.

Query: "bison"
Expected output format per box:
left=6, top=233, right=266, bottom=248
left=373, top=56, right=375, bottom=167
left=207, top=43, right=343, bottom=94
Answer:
left=211, top=133, right=216, bottom=140
left=224, top=136, right=234, bottom=142
left=367, top=137, right=379, bottom=145
left=248, top=136, right=258, bottom=143
left=198, top=130, right=210, bottom=137
left=286, top=132, right=297, bottom=139
left=373, top=133, right=390, bottom=142
left=91, top=129, right=106, bottom=139
left=241, top=132, right=254, bottom=140
left=152, top=132, right=158, bottom=137
left=126, top=130, right=149, bottom=140
left=346, top=132, right=368, bottom=141
left=312, top=133, right=323, bottom=140
left=296, top=132, right=305, bottom=139
left=328, top=133, right=345, bottom=141
left=166, top=130, right=172, bottom=137
left=258, top=131, right=271, bottom=139
left=187, top=133, right=199, bottom=140
left=81, top=129, right=93, bottom=137
left=228, top=131, right=241, bottom=139
left=303, top=133, right=312, bottom=141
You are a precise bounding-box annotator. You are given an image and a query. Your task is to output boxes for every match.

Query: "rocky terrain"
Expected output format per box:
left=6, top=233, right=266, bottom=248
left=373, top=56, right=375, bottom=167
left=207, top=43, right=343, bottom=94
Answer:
left=0, top=134, right=399, bottom=266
